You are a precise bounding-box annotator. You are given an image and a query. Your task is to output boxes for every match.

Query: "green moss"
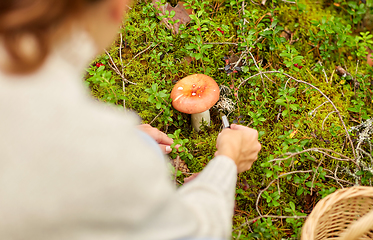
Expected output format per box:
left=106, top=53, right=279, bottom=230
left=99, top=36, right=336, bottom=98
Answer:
left=84, top=0, right=373, bottom=238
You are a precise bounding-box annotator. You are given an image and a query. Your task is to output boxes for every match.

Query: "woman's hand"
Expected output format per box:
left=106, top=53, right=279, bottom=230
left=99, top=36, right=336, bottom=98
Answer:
left=137, top=124, right=174, bottom=154
left=215, top=124, right=261, bottom=173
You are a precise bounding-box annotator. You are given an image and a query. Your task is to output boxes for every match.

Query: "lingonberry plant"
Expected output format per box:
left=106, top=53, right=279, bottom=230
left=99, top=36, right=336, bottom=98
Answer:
left=145, top=83, right=174, bottom=125
left=85, top=0, right=373, bottom=238
left=86, top=64, right=124, bottom=104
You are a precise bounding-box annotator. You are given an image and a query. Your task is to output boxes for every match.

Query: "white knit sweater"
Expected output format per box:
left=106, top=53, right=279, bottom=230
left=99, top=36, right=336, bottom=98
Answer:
left=0, top=30, right=237, bottom=240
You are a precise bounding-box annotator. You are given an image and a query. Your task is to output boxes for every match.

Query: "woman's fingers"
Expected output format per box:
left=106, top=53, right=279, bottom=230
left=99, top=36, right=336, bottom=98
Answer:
left=138, top=124, right=174, bottom=154
left=215, top=124, right=262, bottom=173
left=138, top=124, right=174, bottom=145
left=154, top=129, right=174, bottom=145
left=159, top=144, right=172, bottom=154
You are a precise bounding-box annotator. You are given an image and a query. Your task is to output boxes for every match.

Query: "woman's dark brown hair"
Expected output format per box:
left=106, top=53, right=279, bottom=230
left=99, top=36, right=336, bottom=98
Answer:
left=0, top=0, right=101, bottom=74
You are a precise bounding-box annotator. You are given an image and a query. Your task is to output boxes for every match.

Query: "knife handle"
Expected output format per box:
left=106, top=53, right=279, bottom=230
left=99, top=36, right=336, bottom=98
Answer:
left=222, top=115, right=230, bottom=129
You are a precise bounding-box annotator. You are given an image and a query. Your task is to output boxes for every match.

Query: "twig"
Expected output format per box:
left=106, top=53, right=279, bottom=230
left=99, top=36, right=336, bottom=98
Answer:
left=321, top=111, right=337, bottom=131
left=233, top=35, right=264, bottom=69
left=248, top=52, right=275, bottom=85
left=280, top=74, right=353, bottom=152
left=256, top=170, right=313, bottom=216
left=235, top=230, right=242, bottom=240
left=330, top=68, right=335, bottom=85
left=267, top=147, right=358, bottom=167
left=334, top=164, right=341, bottom=186
left=277, top=179, right=281, bottom=196
left=240, top=1, right=247, bottom=28
left=325, top=175, right=344, bottom=188
left=122, top=44, right=155, bottom=69
left=240, top=0, right=246, bottom=17
left=318, top=61, right=329, bottom=83
left=324, top=165, right=344, bottom=188
left=308, top=101, right=328, bottom=118
left=104, top=50, right=136, bottom=85
left=249, top=52, right=264, bottom=86
left=342, top=167, right=361, bottom=185
left=238, top=71, right=357, bottom=159
left=149, top=109, right=164, bottom=125
left=330, top=174, right=355, bottom=186
left=323, top=167, right=355, bottom=186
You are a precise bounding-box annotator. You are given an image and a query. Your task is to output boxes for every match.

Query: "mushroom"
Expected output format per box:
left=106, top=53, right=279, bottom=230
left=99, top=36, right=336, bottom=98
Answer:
left=171, top=74, right=220, bottom=131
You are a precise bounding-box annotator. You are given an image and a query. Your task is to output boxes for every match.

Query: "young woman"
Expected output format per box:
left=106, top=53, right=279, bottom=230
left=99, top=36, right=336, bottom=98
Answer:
left=0, top=0, right=261, bottom=239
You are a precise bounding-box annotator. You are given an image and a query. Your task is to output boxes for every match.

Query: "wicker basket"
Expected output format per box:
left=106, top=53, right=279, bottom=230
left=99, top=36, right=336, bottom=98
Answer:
left=301, top=186, right=373, bottom=240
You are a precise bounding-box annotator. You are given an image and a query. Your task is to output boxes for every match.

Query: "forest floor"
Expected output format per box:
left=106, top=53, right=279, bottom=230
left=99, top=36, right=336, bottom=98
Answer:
left=85, top=0, right=373, bottom=238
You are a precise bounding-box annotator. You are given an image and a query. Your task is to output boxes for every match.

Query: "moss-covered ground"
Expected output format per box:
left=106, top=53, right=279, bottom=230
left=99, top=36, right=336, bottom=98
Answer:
left=84, top=0, right=373, bottom=238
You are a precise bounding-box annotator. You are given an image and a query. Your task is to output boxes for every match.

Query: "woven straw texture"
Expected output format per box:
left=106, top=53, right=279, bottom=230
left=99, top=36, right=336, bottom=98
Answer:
left=301, top=186, right=373, bottom=240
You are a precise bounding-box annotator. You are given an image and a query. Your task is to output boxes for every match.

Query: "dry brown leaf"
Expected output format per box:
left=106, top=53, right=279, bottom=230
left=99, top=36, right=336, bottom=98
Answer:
left=280, top=30, right=291, bottom=41
left=152, top=0, right=192, bottom=34
left=335, top=66, right=360, bottom=89
left=170, top=158, right=190, bottom=173
left=280, top=29, right=299, bottom=45
left=304, top=192, right=317, bottom=214
left=335, top=66, right=350, bottom=77
left=227, top=54, right=240, bottom=65
left=183, top=56, right=195, bottom=65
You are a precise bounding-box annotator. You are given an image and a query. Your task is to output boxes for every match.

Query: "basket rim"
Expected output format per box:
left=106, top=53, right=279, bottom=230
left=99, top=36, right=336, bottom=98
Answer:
left=301, top=186, right=373, bottom=240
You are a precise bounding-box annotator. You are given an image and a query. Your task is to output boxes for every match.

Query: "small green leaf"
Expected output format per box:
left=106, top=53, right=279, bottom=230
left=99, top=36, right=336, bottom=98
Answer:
left=266, top=171, right=273, bottom=178
left=297, top=188, right=304, bottom=196
left=275, top=98, right=286, bottom=105
left=289, top=201, right=295, bottom=211
left=356, top=170, right=364, bottom=176
left=156, top=102, right=161, bottom=109
left=282, top=109, right=289, bottom=117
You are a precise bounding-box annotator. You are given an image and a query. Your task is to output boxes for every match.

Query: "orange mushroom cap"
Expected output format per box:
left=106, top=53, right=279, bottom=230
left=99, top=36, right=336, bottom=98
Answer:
left=171, top=74, right=220, bottom=114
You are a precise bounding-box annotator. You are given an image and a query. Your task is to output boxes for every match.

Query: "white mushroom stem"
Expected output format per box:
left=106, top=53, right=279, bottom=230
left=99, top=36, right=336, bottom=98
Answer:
left=191, top=110, right=210, bottom=132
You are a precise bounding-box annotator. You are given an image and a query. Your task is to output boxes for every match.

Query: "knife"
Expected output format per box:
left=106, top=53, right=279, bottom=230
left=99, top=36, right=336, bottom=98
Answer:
left=220, top=113, right=230, bottom=129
